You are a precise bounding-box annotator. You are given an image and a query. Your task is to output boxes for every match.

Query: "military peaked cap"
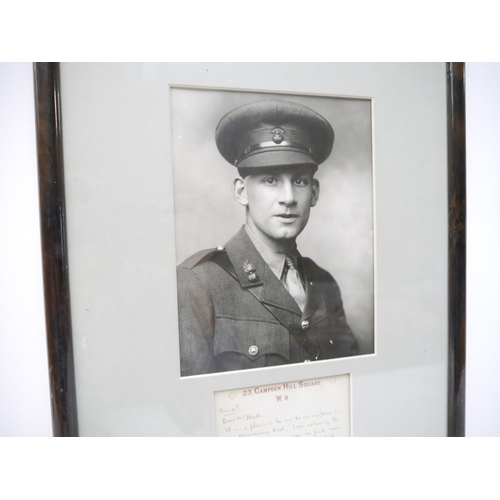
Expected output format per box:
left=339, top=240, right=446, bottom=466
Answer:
left=215, top=99, right=334, bottom=170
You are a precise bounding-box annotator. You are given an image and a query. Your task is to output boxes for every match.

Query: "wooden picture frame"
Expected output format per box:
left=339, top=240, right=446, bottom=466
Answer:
left=34, top=62, right=465, bottom=437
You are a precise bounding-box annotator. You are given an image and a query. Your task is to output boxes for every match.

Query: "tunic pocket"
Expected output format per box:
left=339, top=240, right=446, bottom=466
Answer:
left=214, top=318, right=290, bottom=360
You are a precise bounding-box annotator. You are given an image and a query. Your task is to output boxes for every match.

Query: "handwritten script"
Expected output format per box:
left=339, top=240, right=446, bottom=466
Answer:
left=214, top=374, right=350, bottom=437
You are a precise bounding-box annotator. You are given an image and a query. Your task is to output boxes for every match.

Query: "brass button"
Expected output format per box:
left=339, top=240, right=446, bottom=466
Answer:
left=216, top=245, right=225, bottom=250
left=301, top=320, right=310, bottom=331
left=248, top=345, right=259, bottom=356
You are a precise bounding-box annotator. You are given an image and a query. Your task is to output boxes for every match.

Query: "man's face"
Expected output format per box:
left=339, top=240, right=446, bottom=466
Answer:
left=233, top=166, right=320, bottom=249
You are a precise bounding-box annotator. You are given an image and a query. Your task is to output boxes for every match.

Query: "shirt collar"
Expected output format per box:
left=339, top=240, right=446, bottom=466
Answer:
left=244, top=224, right=298, bottom=280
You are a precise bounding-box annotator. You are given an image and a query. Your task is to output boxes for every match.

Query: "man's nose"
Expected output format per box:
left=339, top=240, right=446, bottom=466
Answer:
left=278, top=181, right=296, bottom=206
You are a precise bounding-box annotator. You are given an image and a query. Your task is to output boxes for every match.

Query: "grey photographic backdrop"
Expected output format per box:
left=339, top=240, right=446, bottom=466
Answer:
left=171, top=87, right=374, bottom=355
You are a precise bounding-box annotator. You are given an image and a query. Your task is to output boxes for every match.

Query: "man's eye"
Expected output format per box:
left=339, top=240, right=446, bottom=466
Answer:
left=262, top=177, right=278, bottom=185
left=294, top=178, right=309, bottom=186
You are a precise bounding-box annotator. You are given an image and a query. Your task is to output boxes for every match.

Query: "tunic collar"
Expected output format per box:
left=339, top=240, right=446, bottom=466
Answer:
left=224, top=226, right=321, bottom=319
left=244, top=224, right=298, bottom=280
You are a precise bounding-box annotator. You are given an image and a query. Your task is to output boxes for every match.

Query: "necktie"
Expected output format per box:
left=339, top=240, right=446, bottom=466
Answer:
left=283, top=255, right=307, bottom=312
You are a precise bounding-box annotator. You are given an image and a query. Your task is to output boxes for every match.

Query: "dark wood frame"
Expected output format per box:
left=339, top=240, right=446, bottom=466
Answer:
left=447, top=62, right=466, bottom=437
left=33, top=62, right=466, bottom=437
left=34, top=63, right=78, bottom=437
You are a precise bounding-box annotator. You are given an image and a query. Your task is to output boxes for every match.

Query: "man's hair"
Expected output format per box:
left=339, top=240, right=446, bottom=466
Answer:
left=236, top=168, right=251, bottom=178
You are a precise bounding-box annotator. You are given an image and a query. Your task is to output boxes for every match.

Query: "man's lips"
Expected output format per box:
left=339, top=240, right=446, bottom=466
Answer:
left=275, top=214, right=298, bottom=221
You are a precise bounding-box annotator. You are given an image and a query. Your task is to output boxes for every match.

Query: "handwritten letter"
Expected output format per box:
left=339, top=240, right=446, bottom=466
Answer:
left=214, top=374, right=351, bottom=437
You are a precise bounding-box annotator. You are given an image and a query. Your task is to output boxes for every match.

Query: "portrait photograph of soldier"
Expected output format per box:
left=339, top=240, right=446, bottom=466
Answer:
left=171, top=88, right=374, bottom=377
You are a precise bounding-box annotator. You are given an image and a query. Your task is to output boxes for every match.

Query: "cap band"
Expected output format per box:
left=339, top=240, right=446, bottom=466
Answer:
left=235, top=140, right=314, bottom=166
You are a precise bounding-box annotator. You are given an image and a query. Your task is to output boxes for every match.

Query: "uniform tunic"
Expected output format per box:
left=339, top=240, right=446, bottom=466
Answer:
left=177, top=227, right=358, bottom=376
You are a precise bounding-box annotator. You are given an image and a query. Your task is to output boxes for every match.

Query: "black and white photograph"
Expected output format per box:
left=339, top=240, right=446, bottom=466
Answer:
left=171, top=87, right=374, bottom=377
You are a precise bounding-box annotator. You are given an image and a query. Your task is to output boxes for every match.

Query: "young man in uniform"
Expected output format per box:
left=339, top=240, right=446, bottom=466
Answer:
left=177, top=99, right=358, bottom=376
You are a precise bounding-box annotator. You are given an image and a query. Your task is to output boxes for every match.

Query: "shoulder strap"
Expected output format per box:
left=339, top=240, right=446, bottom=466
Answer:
left=211, top=251, right=323, bottom=361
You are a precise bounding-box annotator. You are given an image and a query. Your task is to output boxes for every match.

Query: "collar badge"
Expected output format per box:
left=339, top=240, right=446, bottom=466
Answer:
left=243, top=260, right=258, bottom=282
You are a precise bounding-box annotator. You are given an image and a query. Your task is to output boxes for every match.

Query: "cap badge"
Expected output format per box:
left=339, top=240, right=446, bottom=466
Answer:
left=243, top=260, right=258, bottom=282
left=271, top=127, right=285, bottom=144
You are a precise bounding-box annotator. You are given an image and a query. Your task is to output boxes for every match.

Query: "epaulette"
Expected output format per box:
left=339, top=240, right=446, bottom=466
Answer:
left=179, top=245, right=227, bottom=270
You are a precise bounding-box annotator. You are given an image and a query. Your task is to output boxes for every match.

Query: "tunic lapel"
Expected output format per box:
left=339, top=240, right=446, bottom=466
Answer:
left=225, top=227, right=301, bottom=316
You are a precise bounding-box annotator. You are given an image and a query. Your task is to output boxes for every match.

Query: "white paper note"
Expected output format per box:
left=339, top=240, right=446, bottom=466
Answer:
left=214, top=374, right=351, bottom=437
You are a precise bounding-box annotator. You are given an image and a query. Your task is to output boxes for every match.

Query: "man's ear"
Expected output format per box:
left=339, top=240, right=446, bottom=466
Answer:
left=310, top=179, right=320, bottom=207
left=233, top=177, right=248, bottom=206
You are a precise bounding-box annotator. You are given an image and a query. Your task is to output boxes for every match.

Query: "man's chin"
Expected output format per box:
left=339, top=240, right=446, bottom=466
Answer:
left=273, top=228, right=301, bottom=242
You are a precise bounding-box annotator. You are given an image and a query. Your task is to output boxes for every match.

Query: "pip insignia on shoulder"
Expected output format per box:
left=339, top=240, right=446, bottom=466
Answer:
left=243, top=260, right=258, bottom=282
left=216, top=245, right=225, bottom=251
